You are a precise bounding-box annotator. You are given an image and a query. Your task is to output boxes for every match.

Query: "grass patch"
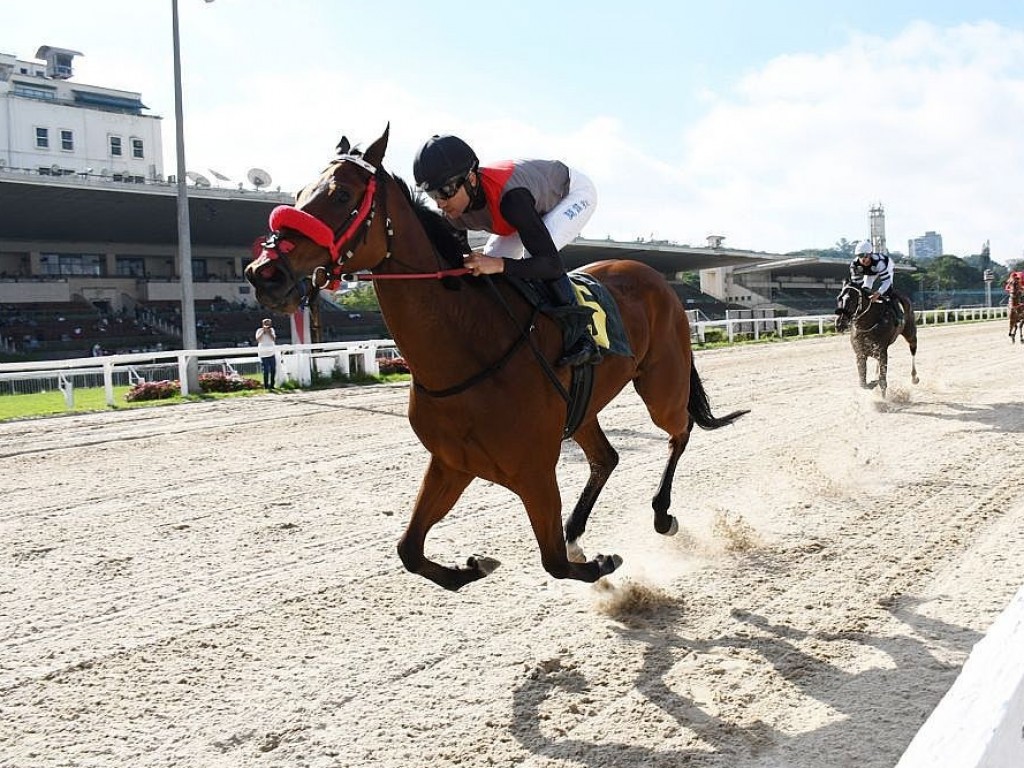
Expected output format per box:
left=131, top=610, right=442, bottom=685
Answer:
left=0, top=373, right=410, bottom=422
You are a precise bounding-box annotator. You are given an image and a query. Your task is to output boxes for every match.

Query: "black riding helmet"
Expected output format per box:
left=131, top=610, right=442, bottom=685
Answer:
left=413, top=135, right=479, bottom=192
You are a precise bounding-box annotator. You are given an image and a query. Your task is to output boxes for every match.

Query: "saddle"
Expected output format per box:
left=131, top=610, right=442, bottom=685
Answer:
left=508, top=272, right=633, bottom=361
left=507, top=272, right=633, bottom=439
left=883, top=293, right=906, bottom=326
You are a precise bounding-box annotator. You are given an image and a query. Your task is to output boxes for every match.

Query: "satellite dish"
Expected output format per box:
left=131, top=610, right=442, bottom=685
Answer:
left=247, top=167, right=272, bottom=190
left=0, top=159, right=7, bottom=169
left=186, top=171, right=211, bottom=188
left=51, top=163, right=61, bottom=175
left=208, top=168, right=230, bottom=182
left=100, top=168, right=111, bottom=178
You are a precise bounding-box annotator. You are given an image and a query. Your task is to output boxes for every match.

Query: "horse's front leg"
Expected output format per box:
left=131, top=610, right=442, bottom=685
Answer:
left=520, top=474, right=621, bottom=583
left=564, top=420, right=619, bottom=563
left=397, top=456, right=499, bottom=591
left=877, top=349, right=889, bottom=398
left=855, top=349, right=871, bottom=389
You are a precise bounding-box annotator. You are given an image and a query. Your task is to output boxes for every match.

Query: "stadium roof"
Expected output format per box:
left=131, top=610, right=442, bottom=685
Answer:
left=0, top=173, right=291, bottom=248
left=0, top=174, right=785, bottom=273
left=733, top=254, right=917, bottom=278
left=558, top=238, right=778, bottom=272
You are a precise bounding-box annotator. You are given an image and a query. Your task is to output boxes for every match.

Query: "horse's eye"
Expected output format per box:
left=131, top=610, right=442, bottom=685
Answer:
left=331, top=187, right=351, bottom=205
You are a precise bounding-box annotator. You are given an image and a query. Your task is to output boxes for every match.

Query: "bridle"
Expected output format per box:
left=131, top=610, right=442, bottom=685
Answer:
left=253, top=154, right=471, bottom=303
left=836, top=285, right=870, bottom=326
left=254, top=153, right=388, bottom=301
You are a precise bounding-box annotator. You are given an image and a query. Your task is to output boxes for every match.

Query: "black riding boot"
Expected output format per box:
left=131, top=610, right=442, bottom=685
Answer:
left=545, top=274, right=601, bottom=367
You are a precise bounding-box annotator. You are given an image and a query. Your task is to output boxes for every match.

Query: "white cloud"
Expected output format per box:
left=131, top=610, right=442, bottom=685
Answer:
left=173, top=19, right=1023, bottom=261
left=647, top=21, right=1024, bottom=258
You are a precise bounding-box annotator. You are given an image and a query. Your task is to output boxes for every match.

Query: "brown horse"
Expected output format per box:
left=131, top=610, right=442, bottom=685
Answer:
left=244, top=126, right=748, bottom=591
left=1005, top=273, right=1024, bottom=343
left=834, top=282, right=919, bottom=398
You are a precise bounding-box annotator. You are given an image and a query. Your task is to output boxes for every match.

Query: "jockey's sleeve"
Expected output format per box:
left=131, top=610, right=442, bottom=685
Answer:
left=876, top=256, right=895, bottom=293
left=849, top=262, right=863, bottom=285
left=497, top=187, right=564, bottom=281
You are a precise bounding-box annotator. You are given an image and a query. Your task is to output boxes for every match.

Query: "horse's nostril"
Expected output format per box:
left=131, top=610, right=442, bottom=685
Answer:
left=259, top=265, right=277, bottom=280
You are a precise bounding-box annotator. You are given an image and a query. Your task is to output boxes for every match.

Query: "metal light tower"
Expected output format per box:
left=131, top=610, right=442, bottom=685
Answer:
left=869, top=203, right=887, bottom=254
left=171, top=0, right=206, bottom=394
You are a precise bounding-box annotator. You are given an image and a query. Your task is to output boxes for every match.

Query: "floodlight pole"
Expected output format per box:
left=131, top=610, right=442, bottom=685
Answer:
left=171, top=0, right=201, bottom=394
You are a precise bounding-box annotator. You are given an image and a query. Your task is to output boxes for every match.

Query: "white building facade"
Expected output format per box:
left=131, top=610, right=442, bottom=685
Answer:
left=0, top=46, right=163, bottom=182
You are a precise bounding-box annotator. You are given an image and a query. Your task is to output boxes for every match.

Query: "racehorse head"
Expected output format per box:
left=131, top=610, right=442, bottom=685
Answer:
left=834, top=282, right=865, bottom=333
left=245, top=126, right=392, bottom=313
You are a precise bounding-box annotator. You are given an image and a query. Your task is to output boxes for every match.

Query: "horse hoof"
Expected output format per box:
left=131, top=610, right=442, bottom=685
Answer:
left=655, top=516, right=679, bottom=536
left=594, top=553, right=623, bottom=576
left=566, top=539, right=587, bottom=563
left=467, top=555, right=501, bottom=576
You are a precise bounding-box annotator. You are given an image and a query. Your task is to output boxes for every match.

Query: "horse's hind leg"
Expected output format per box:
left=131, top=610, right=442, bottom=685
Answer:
left=634, top=366, right=693, bottom=537
left=650, top=418, right=693, bottom=535
left=564, top=419, right=619, bottom=563
left=397, top=457, right=498, bottom=591
left=901, top=311, right=920, bottom=384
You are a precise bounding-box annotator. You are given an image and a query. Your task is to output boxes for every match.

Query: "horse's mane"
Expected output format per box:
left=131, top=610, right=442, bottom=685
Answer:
left=391, top=174, right=470, bottom=269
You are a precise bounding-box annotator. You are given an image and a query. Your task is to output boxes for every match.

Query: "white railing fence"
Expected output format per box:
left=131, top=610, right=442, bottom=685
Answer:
left=687, top=305, right=1008, bottom=344
left=0, top=304, right=1009, bottom=411
left=0, top=339, right=399, bottom=405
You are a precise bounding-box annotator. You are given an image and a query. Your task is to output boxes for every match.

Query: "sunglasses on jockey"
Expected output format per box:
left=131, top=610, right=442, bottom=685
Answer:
left=424, top=173, right=468, bottom=202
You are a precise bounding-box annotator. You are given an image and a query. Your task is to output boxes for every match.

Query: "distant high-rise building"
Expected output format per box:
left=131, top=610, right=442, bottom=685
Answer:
left=908, top=231, right=943, bottom=261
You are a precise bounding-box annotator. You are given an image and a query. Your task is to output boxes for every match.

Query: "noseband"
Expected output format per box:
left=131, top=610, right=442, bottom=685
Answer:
left=837, top=287, right=868, bottom=319
left=255, top=153, right=389, bottom=294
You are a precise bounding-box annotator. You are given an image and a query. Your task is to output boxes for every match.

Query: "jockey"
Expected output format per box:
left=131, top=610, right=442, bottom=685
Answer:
left=1005, top=271, right=1023, bottom=295
left=412, top=134, right=601, bottom=368
left=850, top=240, right=902, bottom=322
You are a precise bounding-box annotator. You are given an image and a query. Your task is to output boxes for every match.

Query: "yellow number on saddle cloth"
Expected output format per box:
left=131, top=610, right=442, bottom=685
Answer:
left=571, top=283, right=610, bottom=350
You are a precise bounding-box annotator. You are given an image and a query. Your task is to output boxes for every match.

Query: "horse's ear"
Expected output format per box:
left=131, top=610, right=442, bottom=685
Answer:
left=336, top=136, right=351, bottom=156
left=364, top=123, right=390, bottom=168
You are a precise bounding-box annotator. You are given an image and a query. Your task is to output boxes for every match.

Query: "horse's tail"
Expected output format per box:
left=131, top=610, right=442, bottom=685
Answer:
left=688, top=362, right=750, bottom=430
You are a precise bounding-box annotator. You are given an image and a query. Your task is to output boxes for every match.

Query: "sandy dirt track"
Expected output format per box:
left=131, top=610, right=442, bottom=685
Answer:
left=2, top=320, right=1023, bottom=768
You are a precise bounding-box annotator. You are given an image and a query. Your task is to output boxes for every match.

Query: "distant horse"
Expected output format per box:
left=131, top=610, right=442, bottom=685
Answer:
left=1005, top=273, right=1024, bottom=343
left=244, top=126, right=748, bottom=591
left=834, top=283, right=919, bottom=397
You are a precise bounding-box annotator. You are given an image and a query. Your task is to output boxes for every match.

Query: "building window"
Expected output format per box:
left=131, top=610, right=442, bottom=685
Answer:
left=109, top=136, right=122, bottom=157
left=131, top=138, right=144, bottom=159
left=35, top=127, right=49, bottom=149
left=116, top=257, right=146, bottom=277
left=13, top=83, right=56, bottom=100
left=39, top=253, right=104, bottom=277
left=61, top=130, right=74, bottom=151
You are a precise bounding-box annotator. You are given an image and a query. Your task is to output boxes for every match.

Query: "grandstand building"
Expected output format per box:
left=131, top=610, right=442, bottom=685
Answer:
left=1, top=44, right=865, bottom=359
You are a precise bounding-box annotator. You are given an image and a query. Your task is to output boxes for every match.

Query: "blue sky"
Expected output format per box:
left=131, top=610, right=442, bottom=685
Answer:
left=5, top=1, right=1023, bottom=262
